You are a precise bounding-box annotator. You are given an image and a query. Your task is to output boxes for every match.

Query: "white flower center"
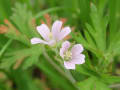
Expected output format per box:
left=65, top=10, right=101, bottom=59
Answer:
left=48, top=32, right=53, bottom=39
left=64, top=51, right=72, bottom=61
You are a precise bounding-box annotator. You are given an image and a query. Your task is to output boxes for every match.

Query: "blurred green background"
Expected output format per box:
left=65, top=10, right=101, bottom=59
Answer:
left=0, top=0, right=120, bottom=90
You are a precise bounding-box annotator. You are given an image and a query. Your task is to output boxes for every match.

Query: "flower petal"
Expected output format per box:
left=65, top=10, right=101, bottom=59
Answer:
left=60, top=48, right=64, bottom=58
left=64, top=61, right=75, bottom=69
left=58, top=27, right=71, bottom=41
left=71, top=44, right=84, bottom=56
left=60, top=41, right=71, bottom=58
left=31, top=38, right=48, bottom=44
left=62, top=41, right=71, bottom=48
left=72, top=54, right=85, bottom=64
left=48, top=40, right=56, bottom=46
left=52, top=20, right=62, bottom=40
left=37, top=24, right=50, bottom=41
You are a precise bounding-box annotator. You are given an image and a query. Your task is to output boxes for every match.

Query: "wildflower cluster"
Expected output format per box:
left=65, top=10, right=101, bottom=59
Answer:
left=31, top=20, right=85, bottom=69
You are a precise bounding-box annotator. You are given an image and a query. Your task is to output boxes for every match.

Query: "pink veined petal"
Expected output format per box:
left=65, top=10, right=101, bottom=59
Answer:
left=72, top=54, right=85, bottom=64
left=60, top=41, right=71, bottom=58
left=37, top=24, right=50, bottom=41
left=31, top=38, right=48, bottom=44
left=58, top=27, right=71, bottom=41
left=64, top=61, right=75, bottom=69
left=71, top=44, right=84, bottom=56
left=52, top=20, right=62, bottom=40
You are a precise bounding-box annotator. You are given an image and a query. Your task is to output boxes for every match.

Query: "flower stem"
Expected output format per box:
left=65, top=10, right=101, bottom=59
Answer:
left=42, top=46, right=76, bottom=86
left=65, top=69, right=76, bottom=83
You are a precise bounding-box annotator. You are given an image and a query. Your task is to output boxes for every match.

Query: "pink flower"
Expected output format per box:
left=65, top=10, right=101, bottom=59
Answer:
left=31, top=20, right=71, bottom=46
left=60, top=41, right=85, bottom=69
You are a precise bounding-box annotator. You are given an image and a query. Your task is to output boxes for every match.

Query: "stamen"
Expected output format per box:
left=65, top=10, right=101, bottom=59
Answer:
left=49, top=32, right=53, bottom=39
left=64, top=51, right=72, bottom=61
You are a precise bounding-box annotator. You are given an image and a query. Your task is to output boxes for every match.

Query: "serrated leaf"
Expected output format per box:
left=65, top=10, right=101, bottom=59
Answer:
left=10, top=3, right=39, bottom=39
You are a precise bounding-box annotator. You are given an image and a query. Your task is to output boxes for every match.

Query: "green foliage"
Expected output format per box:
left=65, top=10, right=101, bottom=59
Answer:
left=10, top=69, right=40, bottom=90
left=0, top=0, right=12, bottom=21
left=0, top=3, right=42, bottom=70
left=78, top=77, right=111, bottom=90
left=0, top=0, right=120, bottom=90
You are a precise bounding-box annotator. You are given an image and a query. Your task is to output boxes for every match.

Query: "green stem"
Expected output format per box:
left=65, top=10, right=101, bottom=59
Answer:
left=55, top=56, right=76, bottom=83
left=42, top=47, right=76, bottom=86
left=65, top=69, right=76, bottom=83
left=0, top=39, right=13, bottom=58
left=52, top=47, right=76, bottom=83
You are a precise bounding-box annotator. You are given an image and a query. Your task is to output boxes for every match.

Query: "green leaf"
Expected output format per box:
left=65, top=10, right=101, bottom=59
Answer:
left=78, top=0, right=91, bottom=23
left=37, top=56, right=77, bottom=90
left=102, top=74, right=120, bottom=84
left=35, top=7, right=63, bottom=19
left=77, top=77, right=95, bottom=90
left=0, top=0, right=11, bottom=21
left=76, top=65, right=100, bottom=77
left=90, top=3, right=106, bottom=51
left=10, top=3, right=38, bottom=38
left=0, top=45, right=42, bottom=69
left=78, top=77, right=111, bottom=90
left=10, top=69, right=39, bottom=90
left=84, top=30, right=96, bottom=48
left=22, top=54, right=40, bottom=69
left=109, top=0, right=120, bottom=55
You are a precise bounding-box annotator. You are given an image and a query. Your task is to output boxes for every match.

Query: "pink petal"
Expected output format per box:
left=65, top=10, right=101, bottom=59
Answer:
left=52, top=20, right=62, bottom=40
left=31, top=38, right=48, bottom=44
left=37, top=24, right=50, bottom=41
left=60, top=48, right=64, bottom=58
left=48, top=40, right=56, bottom=46
left=64, top=61, right=75, bottom=69
left=71, top=44, right=84, bottom=56
left=62, top=41, right=71, bottom=49
left=72, top=54, right=85, bottom=64
left=60, top=41, right=71, bottom=58
left=58, top=27, right=71, bottom=41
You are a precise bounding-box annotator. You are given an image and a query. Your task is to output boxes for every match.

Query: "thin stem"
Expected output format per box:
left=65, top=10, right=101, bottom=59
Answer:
left=42, top=47, right=76, bottom=86
left=0, top=39, right=13, bottom=58
left=65, top=69, right=76, bottom=83
left=55, top=56, right=76, bottom=83
left=52, top=47, right=76, bottom=83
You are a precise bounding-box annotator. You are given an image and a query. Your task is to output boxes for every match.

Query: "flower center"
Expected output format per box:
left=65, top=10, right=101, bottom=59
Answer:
left=64, top=51, right=72, bottom=61
left=48, top=32, right=53, bottom=39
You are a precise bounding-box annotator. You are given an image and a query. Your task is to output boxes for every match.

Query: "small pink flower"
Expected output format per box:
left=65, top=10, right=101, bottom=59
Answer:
left=60, top=41, right=85, bottom=69
left=31, top=20, right=71, bottom=46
